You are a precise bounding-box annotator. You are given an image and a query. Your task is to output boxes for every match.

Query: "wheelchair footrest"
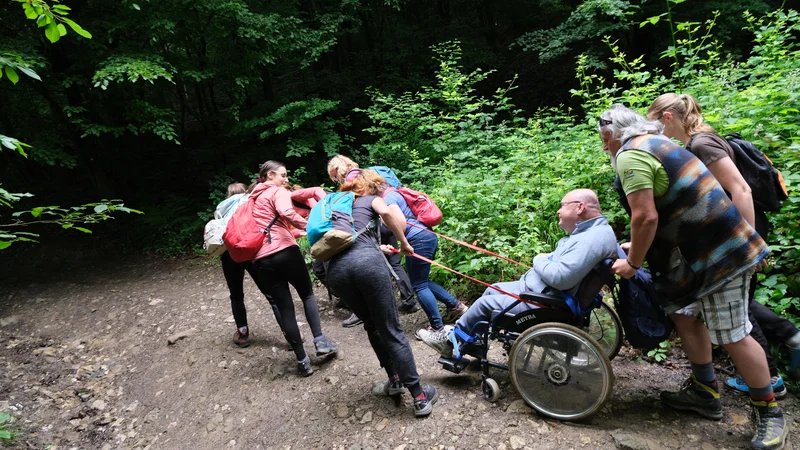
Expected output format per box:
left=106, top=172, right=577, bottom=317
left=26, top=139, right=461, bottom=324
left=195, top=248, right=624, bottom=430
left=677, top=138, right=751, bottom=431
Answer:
left=438, top=355, right=471, bottom=374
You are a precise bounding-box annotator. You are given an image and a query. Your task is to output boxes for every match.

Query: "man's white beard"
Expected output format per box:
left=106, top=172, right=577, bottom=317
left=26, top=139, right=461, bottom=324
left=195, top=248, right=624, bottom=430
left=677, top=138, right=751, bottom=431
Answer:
left=610, top=154, right=617, bottom=172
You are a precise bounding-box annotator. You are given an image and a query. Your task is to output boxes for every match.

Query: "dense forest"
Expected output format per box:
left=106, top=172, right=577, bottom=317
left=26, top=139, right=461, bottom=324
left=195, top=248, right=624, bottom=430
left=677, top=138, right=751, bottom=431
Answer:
left=1, top=0, right=798, bottom=321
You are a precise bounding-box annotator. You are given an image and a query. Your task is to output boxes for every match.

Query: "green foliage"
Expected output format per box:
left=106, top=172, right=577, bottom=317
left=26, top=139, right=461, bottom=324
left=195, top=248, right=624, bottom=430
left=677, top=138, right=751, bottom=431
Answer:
left=1, top=8, right=140, bottom=252
left=0, top=134, right=31, bottom=158
left=358, top=41, right=523, bottom=175
left=1, top=200, right=143, bottom=250
left=353, top=7, right=800, bottom=312
left=0, top=52, right=41, bottom=85
left=243, top=99, right=349, bottom=159
left=14, top=0, right=92, bottom=43
left=574, top=7, right=800, bottom=334
left=646, top=340, right=672, bottom=363
left=516, top=0, right=639, bottom=64
left=0, top=411, right=20, bottom=442
left=356, top=42, right=622, bottom=296
left=92, top=56, right=175, bottom=89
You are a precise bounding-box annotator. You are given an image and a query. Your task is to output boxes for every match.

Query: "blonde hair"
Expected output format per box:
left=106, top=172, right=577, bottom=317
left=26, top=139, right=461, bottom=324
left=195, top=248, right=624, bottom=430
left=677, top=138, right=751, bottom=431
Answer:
left=647, top=93, right=715, bottom=136
left=340, top=170, right=387, bottom=197
left=327, top=155, right=359, bottom=184
left=227, top=183, right=247, bottom=198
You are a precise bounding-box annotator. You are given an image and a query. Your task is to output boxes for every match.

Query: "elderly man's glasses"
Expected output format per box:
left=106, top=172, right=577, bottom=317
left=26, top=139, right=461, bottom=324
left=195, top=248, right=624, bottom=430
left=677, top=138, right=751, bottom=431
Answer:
left=598, top=118, right=613, bottom=127
left=559, top=201, right=582, bottom=208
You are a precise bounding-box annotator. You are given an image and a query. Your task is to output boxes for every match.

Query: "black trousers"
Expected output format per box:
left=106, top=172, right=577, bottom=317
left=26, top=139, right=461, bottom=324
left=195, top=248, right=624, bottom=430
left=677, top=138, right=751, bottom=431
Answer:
left=327, top=244, right=422, bottom=394
left=746, top=214, right=798, bottom=377
left=220, top=251, right=282, bottom=330
left=254, top=246, right=323, bottom=360
left=748, top=273, right=799, bottom=377
left=315, top=233, right=417, bottom=308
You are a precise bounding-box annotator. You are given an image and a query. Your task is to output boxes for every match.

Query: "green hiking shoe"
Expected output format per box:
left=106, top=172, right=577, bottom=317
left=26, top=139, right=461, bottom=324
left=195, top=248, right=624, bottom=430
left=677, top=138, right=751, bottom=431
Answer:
left=660, top=374, right=723, bottom=420
left=751, top=401, right=790, bottom=450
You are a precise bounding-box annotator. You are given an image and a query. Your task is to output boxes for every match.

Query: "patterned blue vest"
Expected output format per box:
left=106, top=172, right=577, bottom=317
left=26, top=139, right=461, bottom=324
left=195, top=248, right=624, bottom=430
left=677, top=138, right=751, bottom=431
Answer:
left=619, top=134, right=768, bottom=310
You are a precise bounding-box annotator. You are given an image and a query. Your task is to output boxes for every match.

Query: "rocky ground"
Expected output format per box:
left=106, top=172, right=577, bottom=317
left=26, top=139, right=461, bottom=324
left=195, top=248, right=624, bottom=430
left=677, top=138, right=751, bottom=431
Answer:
left=1, top=248, right=798, bottom=450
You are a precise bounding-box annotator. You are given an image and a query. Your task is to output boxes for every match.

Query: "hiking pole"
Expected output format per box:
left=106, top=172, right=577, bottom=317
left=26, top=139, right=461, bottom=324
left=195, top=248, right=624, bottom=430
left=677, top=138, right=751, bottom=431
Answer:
left=406, top=222, right=532, bottom=269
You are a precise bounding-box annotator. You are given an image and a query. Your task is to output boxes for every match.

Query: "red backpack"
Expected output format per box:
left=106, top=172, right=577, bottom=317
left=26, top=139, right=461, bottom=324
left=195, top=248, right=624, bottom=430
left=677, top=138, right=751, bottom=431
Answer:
left=222, top=187, right=279, bottom=262
left=386, top=186, right=443, bottom=227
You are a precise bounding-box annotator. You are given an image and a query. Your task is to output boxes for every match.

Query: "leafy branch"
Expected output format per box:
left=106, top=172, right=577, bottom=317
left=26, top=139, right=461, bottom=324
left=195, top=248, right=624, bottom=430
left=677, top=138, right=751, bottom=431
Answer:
left=14, top=0, right=93, bottom=43
left=0, top=200, right=143, bottom=250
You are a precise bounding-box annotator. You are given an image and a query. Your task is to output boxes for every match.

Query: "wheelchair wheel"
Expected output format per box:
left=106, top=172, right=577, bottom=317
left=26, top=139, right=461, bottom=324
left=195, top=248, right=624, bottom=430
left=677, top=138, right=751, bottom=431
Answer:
left=482, top=378, right=501, bottom=402
left=585, top=301, right=624, bottom=360
left=509, top=323, right=613, bottom=421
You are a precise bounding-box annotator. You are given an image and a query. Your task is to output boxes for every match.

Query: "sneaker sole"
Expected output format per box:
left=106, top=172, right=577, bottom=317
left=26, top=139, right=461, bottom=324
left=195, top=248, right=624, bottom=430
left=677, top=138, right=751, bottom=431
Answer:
left=662, top=401, right=723, bottom=420
left=386, top=386, right=405, bottom=396
left=316, top=348, right=338, bottom=357
left=414, top=389, right=439, bottom=418
left=342, top=321, right=363, bottom=328
left=775, top=387, right=788, bottom=401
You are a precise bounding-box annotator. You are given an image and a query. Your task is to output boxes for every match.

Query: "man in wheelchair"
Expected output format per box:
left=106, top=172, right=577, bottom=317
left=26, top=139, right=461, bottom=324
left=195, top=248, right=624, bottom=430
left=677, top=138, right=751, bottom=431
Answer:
left=418, top=189, right=619, bottom=358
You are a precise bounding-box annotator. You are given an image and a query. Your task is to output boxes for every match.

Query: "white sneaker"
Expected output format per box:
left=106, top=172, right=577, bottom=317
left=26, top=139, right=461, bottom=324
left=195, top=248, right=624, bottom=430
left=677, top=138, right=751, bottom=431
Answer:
left=418, top=325, right=454, bottom=358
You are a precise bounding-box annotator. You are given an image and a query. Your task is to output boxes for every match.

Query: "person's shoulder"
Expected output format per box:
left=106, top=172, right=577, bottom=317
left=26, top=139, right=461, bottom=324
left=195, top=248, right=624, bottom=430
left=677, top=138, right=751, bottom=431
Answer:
left=382, top=189, right=403, bottom=203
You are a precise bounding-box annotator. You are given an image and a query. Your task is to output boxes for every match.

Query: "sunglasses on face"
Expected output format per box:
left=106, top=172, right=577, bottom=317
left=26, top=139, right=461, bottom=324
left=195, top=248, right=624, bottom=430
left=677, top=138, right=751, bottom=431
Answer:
left=598, top=118, right=613, bottom=127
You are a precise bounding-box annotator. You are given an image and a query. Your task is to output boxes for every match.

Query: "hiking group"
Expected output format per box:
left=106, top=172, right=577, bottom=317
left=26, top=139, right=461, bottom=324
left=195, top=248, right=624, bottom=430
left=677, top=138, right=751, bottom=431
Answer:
left=203, top=93, right=794, bottom=450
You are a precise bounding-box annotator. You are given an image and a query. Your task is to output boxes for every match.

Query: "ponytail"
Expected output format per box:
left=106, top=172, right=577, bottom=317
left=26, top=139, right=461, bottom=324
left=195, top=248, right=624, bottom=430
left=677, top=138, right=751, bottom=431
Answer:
left=647, top=92, right=715, bottom=136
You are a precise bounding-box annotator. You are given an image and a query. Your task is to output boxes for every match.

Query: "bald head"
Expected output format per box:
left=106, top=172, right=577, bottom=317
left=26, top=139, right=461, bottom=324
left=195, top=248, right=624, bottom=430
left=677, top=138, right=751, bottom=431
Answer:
left=569, top=189, right=601, bottom=216
left=557, top=189, right=603, bottom=233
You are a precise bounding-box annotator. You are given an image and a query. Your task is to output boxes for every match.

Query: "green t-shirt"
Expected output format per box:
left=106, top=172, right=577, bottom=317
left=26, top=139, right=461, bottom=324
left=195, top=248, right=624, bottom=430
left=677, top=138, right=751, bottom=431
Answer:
left=616, top=149, right=669, bottom=197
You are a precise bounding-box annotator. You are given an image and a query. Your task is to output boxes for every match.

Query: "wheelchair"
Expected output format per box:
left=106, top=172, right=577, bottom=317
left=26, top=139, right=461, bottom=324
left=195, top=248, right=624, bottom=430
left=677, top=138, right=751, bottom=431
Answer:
left=437, top=260, right=623, bottom=421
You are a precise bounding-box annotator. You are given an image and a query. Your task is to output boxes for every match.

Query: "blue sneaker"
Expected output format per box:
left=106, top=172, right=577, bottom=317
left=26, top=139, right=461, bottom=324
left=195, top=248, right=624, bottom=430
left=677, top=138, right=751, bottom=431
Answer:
left=724, top=376, right=787, bottom=400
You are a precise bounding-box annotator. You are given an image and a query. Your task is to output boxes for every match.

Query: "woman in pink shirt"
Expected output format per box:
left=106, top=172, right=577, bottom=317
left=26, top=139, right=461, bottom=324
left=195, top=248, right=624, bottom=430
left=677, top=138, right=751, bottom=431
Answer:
left=251, top=161, right=337, bottom=376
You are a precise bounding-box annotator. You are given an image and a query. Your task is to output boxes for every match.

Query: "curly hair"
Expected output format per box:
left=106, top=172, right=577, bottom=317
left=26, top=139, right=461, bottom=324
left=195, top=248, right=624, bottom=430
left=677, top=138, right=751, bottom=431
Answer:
left=339, top=169, right=387, bottom=197
left=327, top=155, right=359, bottom=184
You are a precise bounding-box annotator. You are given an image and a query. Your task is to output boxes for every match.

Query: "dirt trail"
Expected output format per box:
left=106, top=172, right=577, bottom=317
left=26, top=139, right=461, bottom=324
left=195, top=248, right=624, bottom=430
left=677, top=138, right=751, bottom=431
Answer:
left=1, top=252, right=798, bottom=450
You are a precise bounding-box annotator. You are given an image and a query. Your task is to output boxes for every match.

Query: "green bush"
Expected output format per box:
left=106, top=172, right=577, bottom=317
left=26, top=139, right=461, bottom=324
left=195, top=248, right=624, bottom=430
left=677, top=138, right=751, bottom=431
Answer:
left=356, top=8, right=800, bottom=314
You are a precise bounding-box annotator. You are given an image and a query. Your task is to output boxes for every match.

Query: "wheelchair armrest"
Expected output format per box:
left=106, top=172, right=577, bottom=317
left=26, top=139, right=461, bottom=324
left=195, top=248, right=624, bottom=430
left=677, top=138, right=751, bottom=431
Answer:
left=520, top=291, right=570, bottom=311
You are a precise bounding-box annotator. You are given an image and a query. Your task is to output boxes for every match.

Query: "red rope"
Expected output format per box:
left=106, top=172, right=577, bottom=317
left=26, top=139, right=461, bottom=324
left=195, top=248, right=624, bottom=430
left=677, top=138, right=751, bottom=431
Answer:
left=406, top=222, right=531, bottom=269
left=388, top=247, right=547, bottom=308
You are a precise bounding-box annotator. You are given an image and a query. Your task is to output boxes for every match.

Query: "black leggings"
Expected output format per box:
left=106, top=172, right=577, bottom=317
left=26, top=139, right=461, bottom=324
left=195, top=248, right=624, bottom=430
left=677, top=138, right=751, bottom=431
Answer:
left=220, top=251, right=283, bottom=330
left=327, top=244, right=422, bottom=396
left=254, top=246, right=323, bottom=359
left=747, top=272, right=799, bottom=377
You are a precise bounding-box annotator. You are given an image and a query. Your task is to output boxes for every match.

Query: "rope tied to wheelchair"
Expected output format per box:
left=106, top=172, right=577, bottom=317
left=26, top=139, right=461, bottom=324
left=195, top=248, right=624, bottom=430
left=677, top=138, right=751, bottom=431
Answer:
left=396, top=223, right=604, bottom=316
left=387, top=229, right=549, bottom=308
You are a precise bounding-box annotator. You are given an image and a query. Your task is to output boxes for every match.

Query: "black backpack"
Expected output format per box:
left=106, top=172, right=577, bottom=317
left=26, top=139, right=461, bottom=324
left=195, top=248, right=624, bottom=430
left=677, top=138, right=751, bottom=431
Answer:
left=689, top=133, right=788, bottom=212
left=613, top=265, right=674, bottom=350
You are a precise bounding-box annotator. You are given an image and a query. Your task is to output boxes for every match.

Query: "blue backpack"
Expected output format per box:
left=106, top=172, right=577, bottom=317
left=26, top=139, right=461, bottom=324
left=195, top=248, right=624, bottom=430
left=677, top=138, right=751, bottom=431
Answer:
left=306, top=192, right=375, bottom=261
left=368, top=166, right=402, bottom=188
left=346, top=166, right=403, bottom=188
left=614, top=262, right=674, bottom=350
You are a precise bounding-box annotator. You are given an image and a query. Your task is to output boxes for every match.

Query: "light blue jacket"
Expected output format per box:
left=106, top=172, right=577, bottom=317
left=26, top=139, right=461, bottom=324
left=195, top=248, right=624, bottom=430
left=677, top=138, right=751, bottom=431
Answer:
left=523, top=215, right=618, bottom=296
left=214, top=194, right=248, bottom=220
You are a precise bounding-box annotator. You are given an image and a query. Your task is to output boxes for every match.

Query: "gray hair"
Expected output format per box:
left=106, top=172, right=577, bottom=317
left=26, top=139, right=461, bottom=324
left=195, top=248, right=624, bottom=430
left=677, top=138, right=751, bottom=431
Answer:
left=598, top=104, right=663, bottom=144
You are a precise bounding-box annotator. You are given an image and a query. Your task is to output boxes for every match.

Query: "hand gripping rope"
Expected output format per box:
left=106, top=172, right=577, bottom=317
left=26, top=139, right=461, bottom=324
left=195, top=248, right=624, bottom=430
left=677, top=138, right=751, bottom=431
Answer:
left=387, top=227, right=547, bottom=309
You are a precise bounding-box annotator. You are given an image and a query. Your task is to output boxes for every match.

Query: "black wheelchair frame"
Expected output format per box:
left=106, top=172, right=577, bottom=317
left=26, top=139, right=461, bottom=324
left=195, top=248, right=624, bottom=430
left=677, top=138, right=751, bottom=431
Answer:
left=437, top=260, right=621, bottom=419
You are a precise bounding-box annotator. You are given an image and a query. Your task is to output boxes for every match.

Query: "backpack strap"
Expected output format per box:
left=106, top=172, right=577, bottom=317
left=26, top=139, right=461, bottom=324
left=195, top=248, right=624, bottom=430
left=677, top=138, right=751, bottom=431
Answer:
left=261, top=185, right=284, bottom=244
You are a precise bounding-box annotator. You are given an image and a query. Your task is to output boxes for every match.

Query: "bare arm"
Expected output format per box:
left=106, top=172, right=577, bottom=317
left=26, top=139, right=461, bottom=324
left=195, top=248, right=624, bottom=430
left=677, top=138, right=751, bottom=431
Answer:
left=612, top=188, right=658, bottom=279
left=372, top=198, right=413, bottom=255
left=706, top=157, right=756, bottom=226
